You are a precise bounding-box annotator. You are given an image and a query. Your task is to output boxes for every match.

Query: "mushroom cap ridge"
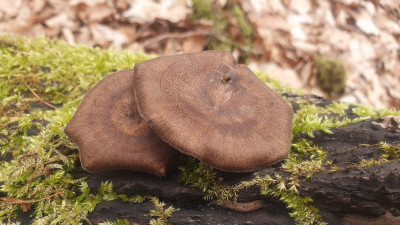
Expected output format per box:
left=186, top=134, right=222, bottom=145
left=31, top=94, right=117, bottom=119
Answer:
left=133, top=51, right=293, bottom=172
left=64, top=69, right=179, bottom=176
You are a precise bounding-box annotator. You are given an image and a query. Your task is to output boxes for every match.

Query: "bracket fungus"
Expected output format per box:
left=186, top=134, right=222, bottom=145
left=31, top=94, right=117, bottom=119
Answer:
left=134, top=51, right=293, bottom=172
left=64, top=69, right=179, bottom=176
left=65, top=51, right=293, bottom=175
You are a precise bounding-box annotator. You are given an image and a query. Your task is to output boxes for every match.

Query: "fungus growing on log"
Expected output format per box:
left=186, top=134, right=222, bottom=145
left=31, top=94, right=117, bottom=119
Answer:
left=64, top=69, right=179, bottom=176
left=134, top=51, right=293, bottom=172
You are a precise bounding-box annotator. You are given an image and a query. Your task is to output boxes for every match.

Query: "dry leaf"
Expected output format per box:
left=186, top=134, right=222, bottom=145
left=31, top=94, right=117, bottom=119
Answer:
left=90, top=24, right=128, bottom=48
left=289, top=0, right=311, bottom=15
left=122, top=0, right=190, bottom=23
left=45, top=13, right=73, bottom=29
left=0, top=192, right=64, bottom=212
left=20, top=203, right=31, bottom=212
left=28, top=0, right=46, bottom=14
left=355, top=12, right=380, bottom=35
left=0, top=0, right=23, bottom=19
left=0, top=197, right=31, bottom=212
left=182, top=35, right=205, bottom=53
left=0, top=0, right=399, bottom=109
left=76, top=3, right=115, bottom=24
left=0, top=197, right=23, bottom=203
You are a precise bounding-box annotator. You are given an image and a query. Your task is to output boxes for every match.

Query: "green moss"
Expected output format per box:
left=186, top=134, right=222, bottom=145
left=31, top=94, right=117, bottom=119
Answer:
left=292, top=102, right=368, bottom=138
left=27, top=181, right=118, bottom=224
left=351, top=105, right=377, bottom=118
left=230, top=2, right=253, bottom=59
left=255, top=71, right=301, bottom=95
left=283, top=139, right=331, bottom=179
left=190, top=0, right=230, bottom=51
left=146, top=197, right=180, bottom=225
left=0, top=222, right=20, bottom=225
left=231, top=4, right=252, bottom=41
left=380, top=142, right=400, bottom=160
left=315, top=56, right=346, bottom=97
left=344, top=142, right=399, bottom=168
left=178, top=155, right=327, bottom=224
left=179, top=157, right=221, bottom=193
left=190, top=0, right=214, bottom=21
left=323, top=102, right=350, bottom=115
left=352, top=105, right=400, bottom=119
left=120, top=195, right=179, bottom=224
left=0, top=35, right=152, bottom=223
left=179, top=157, right=238, bottom=203
left=358, top=158, right=389, bottom=167
left=178, top=97, right=390, bottom=224
left=378, top=108, right=400, bottom=117
left=98, top=219, right=131, bottom=225
left=119, top=194, right=145, bottom=203
left=266, top=189, right=326, bottom=225
left=0, top=35, right=152, bottom=156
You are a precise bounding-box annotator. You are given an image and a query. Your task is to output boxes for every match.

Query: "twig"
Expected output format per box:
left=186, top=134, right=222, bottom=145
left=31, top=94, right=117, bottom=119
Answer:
left=22, top=80, right=57, bottom=109
left=0, top=191, right=65, bottom=208
left=140, top=29, right=263, bottom=55
left=11, top=50, right=30, bottom=56
left=211, top=34, right=263, bottom=55
left=341, top=143, right=380, bottom=153
left=140, top=30, right=212, bottom=48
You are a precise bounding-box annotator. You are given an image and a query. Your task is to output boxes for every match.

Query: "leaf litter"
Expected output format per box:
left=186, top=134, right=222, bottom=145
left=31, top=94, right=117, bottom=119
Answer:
left=0, top=0, right=399, bottom=109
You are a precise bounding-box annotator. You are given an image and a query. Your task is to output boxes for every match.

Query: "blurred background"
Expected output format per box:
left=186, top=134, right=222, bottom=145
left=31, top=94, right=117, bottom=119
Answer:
left=0, top=0, right=399, bottom=109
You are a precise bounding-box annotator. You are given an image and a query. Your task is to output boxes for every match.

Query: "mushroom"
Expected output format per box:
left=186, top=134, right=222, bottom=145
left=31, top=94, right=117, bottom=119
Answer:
left=133, top=51, right=293, bottom=172
left=64, top=69, right=179, bottom=176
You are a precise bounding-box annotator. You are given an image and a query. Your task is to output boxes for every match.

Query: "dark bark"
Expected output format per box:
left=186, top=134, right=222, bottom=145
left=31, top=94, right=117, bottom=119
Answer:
left=84, top=112, right=400, bottom=224
left=5, top=95, right=400, bottom=224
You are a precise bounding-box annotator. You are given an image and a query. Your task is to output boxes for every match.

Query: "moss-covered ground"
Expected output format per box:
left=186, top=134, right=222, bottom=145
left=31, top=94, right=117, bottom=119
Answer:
left=1, top=35, right=400, bottom=224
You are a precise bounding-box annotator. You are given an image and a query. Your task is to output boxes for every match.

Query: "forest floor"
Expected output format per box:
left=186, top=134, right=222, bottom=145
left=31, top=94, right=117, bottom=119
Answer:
left=0, top=0, right=399, bottom=109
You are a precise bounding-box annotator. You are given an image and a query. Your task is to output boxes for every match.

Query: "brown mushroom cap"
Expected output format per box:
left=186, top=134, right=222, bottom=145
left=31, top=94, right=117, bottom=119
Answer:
left=134, top=51, right=293, bottom=172
left=65, top=69, right=179, bottom=176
